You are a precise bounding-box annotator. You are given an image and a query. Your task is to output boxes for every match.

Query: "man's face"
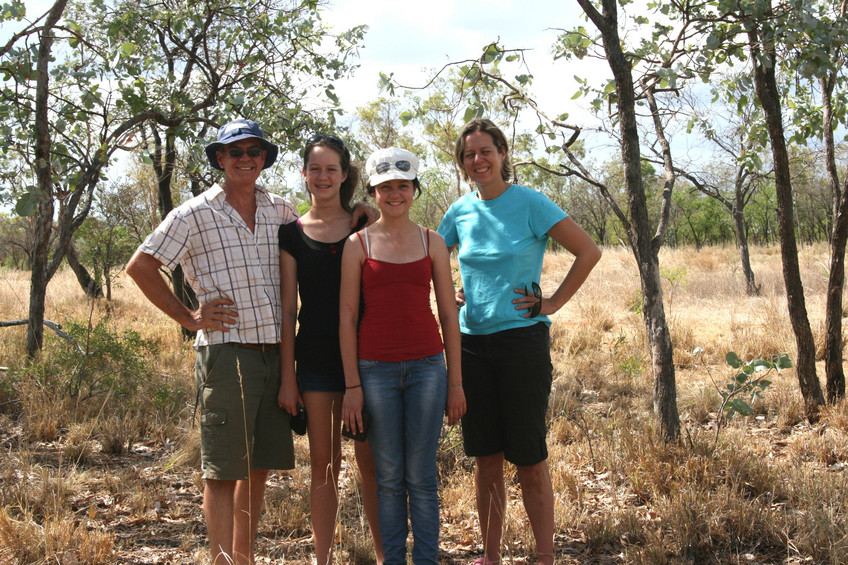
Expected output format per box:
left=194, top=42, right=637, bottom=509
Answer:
left=216, top=139, right=266, bottom=186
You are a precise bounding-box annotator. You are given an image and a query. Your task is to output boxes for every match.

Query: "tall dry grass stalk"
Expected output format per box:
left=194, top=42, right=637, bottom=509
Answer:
left=1, top=244, right=846, bottom=563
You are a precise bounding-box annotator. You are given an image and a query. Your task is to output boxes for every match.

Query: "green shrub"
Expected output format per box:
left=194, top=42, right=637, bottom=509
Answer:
left=53, top=319, right=159, bottom=406
left=7, top=318, right=166, bottom=430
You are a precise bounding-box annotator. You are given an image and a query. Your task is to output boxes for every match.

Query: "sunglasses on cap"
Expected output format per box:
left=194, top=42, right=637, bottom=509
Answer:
left=524, top=281, right=542, bottom=318
left=375, top=160, right=412, bottom=174
left=227, top=147, right=264, bottom=158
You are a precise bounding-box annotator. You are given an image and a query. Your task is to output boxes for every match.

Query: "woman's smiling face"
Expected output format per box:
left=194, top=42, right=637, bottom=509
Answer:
left=302, top=145, right=347, bottom=204
left=461, top=130, right=506, bottom=190
left=373, top=178, right=415, bottom=216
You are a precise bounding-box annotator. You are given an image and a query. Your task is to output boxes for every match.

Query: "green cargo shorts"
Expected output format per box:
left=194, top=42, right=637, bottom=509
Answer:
left=195, top=343, right=294, bottom=480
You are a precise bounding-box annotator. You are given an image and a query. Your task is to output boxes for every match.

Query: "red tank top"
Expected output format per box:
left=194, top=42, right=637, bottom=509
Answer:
left=356, top=228, right=444, bottom=362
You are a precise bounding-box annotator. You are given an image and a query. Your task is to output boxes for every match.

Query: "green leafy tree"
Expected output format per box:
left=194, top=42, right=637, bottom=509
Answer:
left=785, top=0, right=848, bottom=402
left=0, top=0, right=365, bottom=354
left=565, top=0, right=687, bottom=439
left=2, top=0, right=184, bottom=353
left=354, top=98, right=425, bottom=156
left=669, top=79, right=772, bottom=293
left=746, top=180, right=778, bottom=245
left=670, top=187, right=734, bottom=249
left=688, top=0, right=843, bottom=417
left=65, top=0, right=365, bottom=336
left=0, top=213, right=32, bottom=269
left=76, top=182, right=143, bottom=300
left=518, top=150, right=615, bottom=246
left=0, top=0, right=105, bottom=356
left=379, top=59, right=525, bottom=225
left=790, top=147, right=833, bottom=244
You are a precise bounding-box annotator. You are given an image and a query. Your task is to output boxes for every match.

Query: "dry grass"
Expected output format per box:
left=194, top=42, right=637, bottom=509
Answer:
left=1, top=244, right=847, bottom=563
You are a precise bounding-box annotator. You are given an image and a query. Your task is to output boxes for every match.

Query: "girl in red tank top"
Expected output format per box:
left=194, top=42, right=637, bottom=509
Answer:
left=339, top=147, right=465, bottom=565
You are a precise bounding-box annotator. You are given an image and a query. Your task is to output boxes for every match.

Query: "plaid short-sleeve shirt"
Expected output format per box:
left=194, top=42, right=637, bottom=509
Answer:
left=138, top=183, right=298, bottom=348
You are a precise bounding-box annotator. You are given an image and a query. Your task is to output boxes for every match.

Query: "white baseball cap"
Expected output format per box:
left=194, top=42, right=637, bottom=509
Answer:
left=365, top=147, right=420, bottom=186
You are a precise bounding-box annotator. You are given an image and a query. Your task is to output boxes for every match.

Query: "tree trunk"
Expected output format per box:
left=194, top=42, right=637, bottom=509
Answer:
left=28, top=208, right=52, bottom=357
left=26, top=0, right=68, bottom=358
left=578, top=0, right=679, bottom=439
left=825, top=204, right=848, bottom=402
left=152, top=126, right=198, bottom=339
left=733, top=207, right=759, bottom=296
left=821, top=75, right=848, bottom=403
left=640, top=257, right=678, bottom=438
left=614, top=25, right=679, bottom=442
left=173, top=264, right=198, bottom=315
left=190, top=176, right=204, bottom=198
left=748, top=18, right=824, bottom=420
left=65, top=240, right=104, bottom=298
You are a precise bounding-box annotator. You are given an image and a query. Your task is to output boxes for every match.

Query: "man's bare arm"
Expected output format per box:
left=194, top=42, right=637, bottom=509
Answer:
left=125, top=250, right=236, bottom=332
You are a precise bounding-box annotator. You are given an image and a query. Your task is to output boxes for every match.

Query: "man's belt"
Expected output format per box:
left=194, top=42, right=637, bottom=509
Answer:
left=236, top=343, right=280, bottom=352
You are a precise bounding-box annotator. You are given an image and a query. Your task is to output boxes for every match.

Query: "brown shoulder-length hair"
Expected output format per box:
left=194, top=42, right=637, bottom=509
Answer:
left=302, top=134, right=359, bottom=213
left=454, top=118, right=513, bottom=184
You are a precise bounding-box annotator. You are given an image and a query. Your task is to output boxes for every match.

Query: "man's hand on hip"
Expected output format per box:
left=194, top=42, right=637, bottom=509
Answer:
left=190, top=298, right=237, bottom=332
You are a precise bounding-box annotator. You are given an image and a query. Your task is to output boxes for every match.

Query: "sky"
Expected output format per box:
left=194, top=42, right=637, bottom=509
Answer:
left=318, top=0, right=603, bottom=123
left=5, top=0, right=615, bottom=186
left=9, top=0, right=604, bottom=118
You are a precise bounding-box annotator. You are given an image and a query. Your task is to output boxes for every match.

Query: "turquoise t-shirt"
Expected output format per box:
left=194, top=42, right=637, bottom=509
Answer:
left=437, top=184, right=567, bottom=335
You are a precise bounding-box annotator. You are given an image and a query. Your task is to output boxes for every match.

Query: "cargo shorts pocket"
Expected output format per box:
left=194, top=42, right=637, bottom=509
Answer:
left=201, top=408, right=227, bottom=426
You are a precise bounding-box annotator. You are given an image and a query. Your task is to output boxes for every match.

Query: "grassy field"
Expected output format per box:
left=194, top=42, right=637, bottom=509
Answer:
left=1, top=244, right=847, bottom=564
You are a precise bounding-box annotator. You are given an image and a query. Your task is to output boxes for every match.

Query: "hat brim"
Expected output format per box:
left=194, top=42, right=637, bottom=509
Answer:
left=205, top=135, right=279, bottom=171
left=368, top=169, right=417, bottom=187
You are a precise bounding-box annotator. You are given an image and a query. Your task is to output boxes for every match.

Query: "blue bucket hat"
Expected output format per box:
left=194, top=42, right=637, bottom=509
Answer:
left=205, top=119, right=279, bottom=171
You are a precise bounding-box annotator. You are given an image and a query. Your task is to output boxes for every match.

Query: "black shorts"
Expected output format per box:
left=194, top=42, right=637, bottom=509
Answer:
left=297, top=366, right=345, bottom=393
left=460, top=323, right=553, bottom=466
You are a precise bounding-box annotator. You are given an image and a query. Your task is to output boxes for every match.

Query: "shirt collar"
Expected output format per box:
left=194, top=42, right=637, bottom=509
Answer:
left=205, top=183, right=271, bottom=206
left=206, top=183, right=226, bottom=203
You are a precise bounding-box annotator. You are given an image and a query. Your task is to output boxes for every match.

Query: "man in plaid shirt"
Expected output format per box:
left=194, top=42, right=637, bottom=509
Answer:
left=127, top=119, right=364, bottom=564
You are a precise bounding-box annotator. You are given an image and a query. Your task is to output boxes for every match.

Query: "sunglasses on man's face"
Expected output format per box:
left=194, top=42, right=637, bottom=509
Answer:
left=227, top=147, right=264, bottom=158
left=375, top=160, right=412, bottom=174
left=524, top=281, right=542, bottom=318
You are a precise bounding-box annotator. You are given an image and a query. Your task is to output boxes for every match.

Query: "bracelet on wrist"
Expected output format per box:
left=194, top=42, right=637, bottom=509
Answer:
left=346, top=384, right=362, bottom=390
left=449, top=383, right=463, bottom=388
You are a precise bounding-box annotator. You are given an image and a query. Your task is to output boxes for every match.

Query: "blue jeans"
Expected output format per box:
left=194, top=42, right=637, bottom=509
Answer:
left=359, top=352, right=448, bottom=565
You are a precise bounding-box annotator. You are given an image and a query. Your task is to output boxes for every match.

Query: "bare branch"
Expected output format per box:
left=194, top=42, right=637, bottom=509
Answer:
left=0, top=319, right=83, bottom=353
left=642, top=80, right=676, bottom=253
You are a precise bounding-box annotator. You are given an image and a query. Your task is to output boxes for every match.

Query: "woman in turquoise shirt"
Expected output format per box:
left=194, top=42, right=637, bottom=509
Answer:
left=437, top=119, right=601, bottom=565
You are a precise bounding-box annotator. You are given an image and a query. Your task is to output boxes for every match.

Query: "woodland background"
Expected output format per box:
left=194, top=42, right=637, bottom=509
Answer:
left=2, top=0, right=848, bottom=563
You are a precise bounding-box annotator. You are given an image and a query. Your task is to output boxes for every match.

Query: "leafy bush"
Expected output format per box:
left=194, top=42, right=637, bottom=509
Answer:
left=0, top=369, right=19, bottom=417
left=721, top=352, right=791, bottom=419
left=6, top=318, right=176, bottom=433
left=52, top=319, right=159, bottom=406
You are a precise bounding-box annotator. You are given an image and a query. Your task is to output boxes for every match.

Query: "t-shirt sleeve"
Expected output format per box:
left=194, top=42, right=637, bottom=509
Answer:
left=437, top=204, right=459, bottom=247
left=137, top=209, right=190, bottom=270
left=527, top=189, right=568, bottom=238
left=278, top=220, right=298, bottom=255
left=269, top=193, right=299, bottom=225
